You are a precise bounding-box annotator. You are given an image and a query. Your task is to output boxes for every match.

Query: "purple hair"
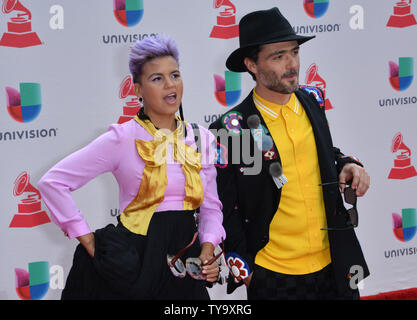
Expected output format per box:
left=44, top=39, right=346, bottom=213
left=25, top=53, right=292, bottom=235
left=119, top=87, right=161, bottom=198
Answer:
left=129, top=35, right=180, bottom=83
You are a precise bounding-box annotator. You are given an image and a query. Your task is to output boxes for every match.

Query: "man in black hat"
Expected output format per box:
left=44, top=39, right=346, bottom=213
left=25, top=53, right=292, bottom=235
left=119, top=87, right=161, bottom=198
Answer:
left=209, top=7, right=370, bottom=299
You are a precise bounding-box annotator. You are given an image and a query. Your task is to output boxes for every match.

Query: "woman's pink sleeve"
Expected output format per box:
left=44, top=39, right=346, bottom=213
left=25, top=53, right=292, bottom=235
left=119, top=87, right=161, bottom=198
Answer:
left=37, top=125, right=122, bottom=239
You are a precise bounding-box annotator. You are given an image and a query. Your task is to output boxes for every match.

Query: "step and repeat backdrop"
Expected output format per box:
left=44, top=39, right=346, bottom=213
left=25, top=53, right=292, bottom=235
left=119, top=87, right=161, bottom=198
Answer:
left=1, top=0, right=417, bottom=300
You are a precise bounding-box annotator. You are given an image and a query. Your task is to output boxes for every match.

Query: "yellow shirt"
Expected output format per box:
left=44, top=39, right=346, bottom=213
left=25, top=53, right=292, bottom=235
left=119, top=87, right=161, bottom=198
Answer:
left=253, top=89, right=331, bottom=275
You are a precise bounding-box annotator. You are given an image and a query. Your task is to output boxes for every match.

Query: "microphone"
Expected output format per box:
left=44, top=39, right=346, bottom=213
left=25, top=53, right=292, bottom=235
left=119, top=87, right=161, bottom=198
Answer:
left=269, top=162, right=282, bottom=177
left=247, top=115, right=274, bottom=151
left=269, top=162, right=288, bottom=189
left=247, top=114, right=260, bottom=129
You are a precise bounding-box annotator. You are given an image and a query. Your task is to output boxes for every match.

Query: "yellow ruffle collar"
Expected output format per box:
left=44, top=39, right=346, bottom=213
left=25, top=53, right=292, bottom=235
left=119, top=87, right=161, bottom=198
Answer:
left=120, top=115, right=204, bottom=235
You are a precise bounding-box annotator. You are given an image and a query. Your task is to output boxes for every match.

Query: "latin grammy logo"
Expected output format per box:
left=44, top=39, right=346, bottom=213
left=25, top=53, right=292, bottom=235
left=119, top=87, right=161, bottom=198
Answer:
left=209, top=0, right=239, bottom=39
left=117, top=75, right=142, bottom=124
left=387, top=0, right=417, bottom=28
left=0, top=0, right=42, bottom=48
left=305, top=63, right=334, bottom=110
left=388, top=132, right=417, bottom=179
left=10, top=172, right=51, bottom=228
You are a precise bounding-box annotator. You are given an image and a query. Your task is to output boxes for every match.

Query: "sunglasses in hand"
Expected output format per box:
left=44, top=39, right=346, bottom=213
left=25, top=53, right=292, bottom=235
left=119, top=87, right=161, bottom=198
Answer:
left=167, top=232, right=224, bottom=280
left=319, top=181, right=358, bottom=231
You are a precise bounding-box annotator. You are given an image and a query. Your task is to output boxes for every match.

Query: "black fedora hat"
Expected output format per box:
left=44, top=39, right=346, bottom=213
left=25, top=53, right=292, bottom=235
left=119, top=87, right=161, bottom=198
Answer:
left=226, top=7, right=315, bottom=72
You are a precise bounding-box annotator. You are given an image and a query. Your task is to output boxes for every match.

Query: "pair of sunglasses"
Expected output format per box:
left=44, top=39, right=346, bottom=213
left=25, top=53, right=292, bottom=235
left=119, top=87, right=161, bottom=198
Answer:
left=167, top=232, right=224, bottom=280
left=319, top=182, right=358, bottom=231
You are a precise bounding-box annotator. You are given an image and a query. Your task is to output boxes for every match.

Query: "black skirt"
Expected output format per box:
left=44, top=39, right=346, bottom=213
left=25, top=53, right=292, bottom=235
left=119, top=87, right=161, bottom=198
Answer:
left=61, top=210, right=210, bottom=300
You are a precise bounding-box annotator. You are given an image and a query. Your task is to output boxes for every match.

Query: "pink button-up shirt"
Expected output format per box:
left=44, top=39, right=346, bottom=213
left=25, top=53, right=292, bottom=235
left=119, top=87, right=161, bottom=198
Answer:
left=38, top=120, right=225, bottom=247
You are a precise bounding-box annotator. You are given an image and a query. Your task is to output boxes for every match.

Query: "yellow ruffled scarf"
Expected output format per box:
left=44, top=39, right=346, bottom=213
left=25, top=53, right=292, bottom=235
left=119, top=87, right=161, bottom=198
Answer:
left=120, top=115, right=204, bottom=235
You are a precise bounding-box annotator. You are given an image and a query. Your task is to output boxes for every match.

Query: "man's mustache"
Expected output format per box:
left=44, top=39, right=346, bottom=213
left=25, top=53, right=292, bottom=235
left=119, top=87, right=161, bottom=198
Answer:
left=282, top=70, right=298, bottom=78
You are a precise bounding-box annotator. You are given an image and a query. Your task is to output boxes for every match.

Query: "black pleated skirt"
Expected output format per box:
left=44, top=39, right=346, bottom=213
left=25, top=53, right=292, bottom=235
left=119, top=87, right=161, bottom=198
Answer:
left=61, top=210, right=210, bottom=300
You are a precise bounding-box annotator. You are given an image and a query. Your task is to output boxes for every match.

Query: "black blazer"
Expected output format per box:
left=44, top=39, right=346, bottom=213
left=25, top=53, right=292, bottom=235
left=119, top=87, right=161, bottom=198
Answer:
left=209, top=88, right=369, bottom=294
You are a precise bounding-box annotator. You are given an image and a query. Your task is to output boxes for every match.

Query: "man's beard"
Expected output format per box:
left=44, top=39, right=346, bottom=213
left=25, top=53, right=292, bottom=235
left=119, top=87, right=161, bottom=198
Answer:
left=258, top=67, right=299, bottom=94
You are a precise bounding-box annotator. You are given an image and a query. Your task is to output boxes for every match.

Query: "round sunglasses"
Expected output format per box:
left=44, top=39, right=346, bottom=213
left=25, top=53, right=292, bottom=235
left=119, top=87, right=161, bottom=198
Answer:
left=167, top=232, right=225, bottom=280
left=319, top=182, right=358, bottom=231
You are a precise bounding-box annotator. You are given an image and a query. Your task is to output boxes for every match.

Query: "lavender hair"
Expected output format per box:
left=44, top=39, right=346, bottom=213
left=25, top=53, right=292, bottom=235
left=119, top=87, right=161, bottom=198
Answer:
left=129, top=35, right=180, bottom=83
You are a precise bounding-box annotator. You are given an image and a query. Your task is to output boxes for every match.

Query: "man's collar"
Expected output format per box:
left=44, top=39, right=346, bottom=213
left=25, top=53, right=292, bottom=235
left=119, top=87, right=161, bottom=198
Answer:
left=253, top=89, right=301, bottom=121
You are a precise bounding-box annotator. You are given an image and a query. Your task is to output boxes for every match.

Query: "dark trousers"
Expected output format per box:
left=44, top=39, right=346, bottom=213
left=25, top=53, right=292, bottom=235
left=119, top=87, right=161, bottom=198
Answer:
left=247, top=264, right=359, bottom=300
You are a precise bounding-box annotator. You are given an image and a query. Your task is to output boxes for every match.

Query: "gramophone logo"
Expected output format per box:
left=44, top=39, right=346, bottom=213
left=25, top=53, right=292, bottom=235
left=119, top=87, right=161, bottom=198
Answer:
left=117, top=75, right=142, bottom=124
left=304, top=63, right=333, bottom=110
left=113, top=0, right=144, bottom=27
left=5, top=83, right=41, bottom=123
left=388, top=132, right=417, bottom=179
left=214, top=71, right=241, bottom=107
left=9, top=171, right=51, bottom=228
left=389, top=57, right=414, bottom=91
left=209, top=0, right=239, bottom=39
left=387, top=0, right=417, bottom=28
left=392, top=208, right=417, bottom=242
left=15, top=261, right=49, bottom=300
left=303, top=0, right=330, bottom=19
left=0, top=0, right=42, bottom=48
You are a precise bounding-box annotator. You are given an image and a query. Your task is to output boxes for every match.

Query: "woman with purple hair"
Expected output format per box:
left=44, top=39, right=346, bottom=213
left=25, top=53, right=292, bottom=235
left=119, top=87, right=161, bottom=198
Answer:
left=38, top=35, right=225, bottom=299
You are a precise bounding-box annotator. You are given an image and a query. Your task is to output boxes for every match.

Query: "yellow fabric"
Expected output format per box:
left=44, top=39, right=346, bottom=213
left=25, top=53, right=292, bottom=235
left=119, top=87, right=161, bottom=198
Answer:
left=253, top=89, right=331, bottom=275
left=120, top=116, right=204, bottom=235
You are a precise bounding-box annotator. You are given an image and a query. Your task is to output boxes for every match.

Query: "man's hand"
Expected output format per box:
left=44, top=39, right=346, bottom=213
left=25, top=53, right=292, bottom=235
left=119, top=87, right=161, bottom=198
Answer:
left=339, top=163, right=370, bottom=196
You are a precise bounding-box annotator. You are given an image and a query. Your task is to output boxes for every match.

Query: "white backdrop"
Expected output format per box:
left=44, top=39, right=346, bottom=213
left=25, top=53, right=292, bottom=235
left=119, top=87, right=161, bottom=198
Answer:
left=1, top=0, right=417, bottom=300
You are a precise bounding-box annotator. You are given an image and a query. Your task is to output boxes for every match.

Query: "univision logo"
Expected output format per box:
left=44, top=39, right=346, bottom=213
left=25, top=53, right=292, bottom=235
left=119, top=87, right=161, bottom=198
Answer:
left=103, top=1, right=153, bottom=44
left=113, top=0, right=144, bottom=27
left=389, top=57, right=414, bottom=91
left=214, top=71, right=241, bottom=107
left=303, top=0, right=330, bottom=18
left=384, top=208, right=417, bottom=259
left=5, top=83, right=41, bottom=123
left=379, top=57, right=417, bottom=108
left=15, top=262, right=65, bottom=300
left=2, top=83, right=58, bottom=142
left=15, top=261, right=49, bottom=300
left=295, top=0, right=340, bottom=35
left=393, top=208, right=417, bottom=242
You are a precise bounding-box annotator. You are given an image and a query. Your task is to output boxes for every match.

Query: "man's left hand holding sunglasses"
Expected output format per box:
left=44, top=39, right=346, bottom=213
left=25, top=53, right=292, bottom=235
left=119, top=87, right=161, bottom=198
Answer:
left=338, top=163, right=370, bottom=197
left=200, top=242, right=220, bottom=282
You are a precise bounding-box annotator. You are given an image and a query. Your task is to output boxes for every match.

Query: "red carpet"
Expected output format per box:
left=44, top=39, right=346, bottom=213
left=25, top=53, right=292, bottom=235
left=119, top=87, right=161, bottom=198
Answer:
left=361, top=288, right=417, bottom=300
